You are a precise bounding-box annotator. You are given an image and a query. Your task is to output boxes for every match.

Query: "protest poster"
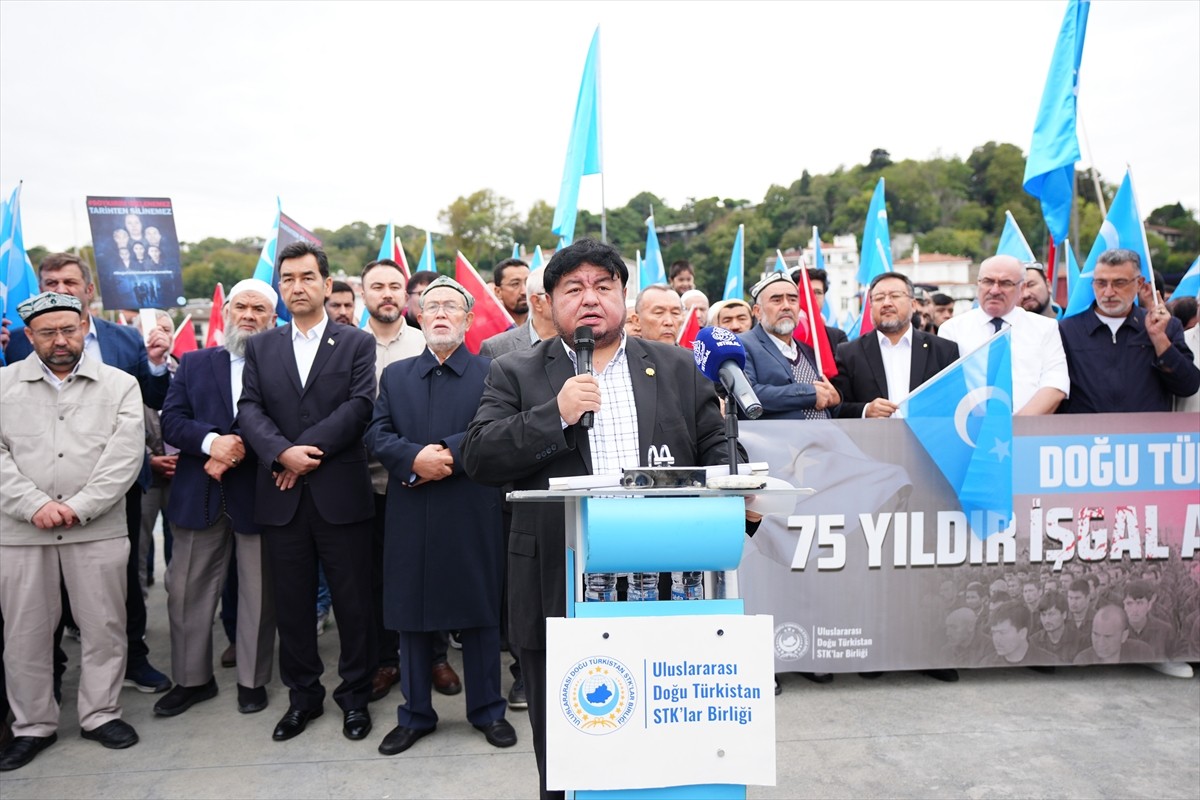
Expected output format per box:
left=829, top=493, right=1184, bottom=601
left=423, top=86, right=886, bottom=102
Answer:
left=86, top=196, right=186, bottom=311
left=738, top=413, right=1199, bottom=672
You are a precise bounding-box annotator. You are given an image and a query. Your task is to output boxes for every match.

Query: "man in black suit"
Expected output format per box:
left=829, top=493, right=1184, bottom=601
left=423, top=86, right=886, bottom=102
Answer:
left=462, top=239, right=735, bottom=800
left=832, top=271, right=959, bottom=419
left=237, top=241, right=377, bottom=743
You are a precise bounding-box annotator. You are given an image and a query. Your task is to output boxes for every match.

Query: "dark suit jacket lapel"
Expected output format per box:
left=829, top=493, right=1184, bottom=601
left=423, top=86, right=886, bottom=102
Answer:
left=909, top=330, right=932, bottom=390
left=300, top=323, right=341, bottom=397
left=627, top=339, right=658, bottom=467
left=861, top=333, right=890, bottom=397
left=544, top=342, right=592, bottom=473
left=277, top=325, right=303, bottom=395
left=752, top=324, right=794, bottom=379
left=211, top=348, right=235, bottom=422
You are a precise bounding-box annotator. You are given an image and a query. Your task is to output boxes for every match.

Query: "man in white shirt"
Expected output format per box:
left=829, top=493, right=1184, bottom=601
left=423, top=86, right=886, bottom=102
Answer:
left=938, top=255, right=1070, bottom=414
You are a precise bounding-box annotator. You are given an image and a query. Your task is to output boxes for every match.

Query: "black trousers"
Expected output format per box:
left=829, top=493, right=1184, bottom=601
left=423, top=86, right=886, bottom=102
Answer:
left=518, top=646, right=564, bottom=800
left=372, top=493, right=401, bottom=670
left=263, top=485, right=375, bottom=712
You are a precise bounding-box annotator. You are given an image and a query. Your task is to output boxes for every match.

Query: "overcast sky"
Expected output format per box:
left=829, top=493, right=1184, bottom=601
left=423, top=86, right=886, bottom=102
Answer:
left=2, top=0, right=1197, bottom=251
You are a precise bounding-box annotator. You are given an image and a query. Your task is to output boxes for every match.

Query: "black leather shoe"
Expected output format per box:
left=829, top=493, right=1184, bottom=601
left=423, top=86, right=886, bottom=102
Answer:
left=153, top=678, right=218, bottom=717
left=343, top=708, right=372, bottom=740
left=800, top=672, right=834, bottom=684
left=473, top=718, right=517, bottom=748
left=237, top=684, right=269, bottom=714
left=377, top=724, right=435, bottom=755
left=0, top=733, right=57, bottom=771
left=922, top=668, right=960, bottom=682
left=80, top=719, right=139, bottom=750
left=272, top=706, right=323, bottom=741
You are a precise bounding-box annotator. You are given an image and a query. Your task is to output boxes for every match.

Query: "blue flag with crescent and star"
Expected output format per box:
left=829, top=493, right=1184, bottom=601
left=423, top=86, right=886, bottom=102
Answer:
left=1064, top=169, right=1152, bottom=318
left=898, top=330, right=1014, bottom=539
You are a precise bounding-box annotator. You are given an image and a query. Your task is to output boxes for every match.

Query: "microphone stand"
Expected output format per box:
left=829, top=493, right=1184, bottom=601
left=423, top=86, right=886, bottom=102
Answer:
left=718, top=372, right=740, bottom=474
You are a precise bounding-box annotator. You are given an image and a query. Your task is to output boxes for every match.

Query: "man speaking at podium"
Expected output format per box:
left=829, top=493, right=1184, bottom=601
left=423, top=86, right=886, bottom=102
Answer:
left=463, top=239, right=735, bottom=799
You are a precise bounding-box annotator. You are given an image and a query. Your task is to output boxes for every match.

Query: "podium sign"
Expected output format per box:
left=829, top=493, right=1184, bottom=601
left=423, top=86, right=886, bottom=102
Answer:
left=546, top=614, right=776, bottom=791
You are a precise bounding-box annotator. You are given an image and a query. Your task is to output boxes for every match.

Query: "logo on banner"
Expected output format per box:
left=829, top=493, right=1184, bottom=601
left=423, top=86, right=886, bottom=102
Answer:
left=774, top=623, right=810, bottom=661
left=560, top=656, right=638, bottom=734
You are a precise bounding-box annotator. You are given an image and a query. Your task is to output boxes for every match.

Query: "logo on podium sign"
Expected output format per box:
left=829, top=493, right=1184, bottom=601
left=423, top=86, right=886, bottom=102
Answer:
left=560, top=656, right=638, bottom=734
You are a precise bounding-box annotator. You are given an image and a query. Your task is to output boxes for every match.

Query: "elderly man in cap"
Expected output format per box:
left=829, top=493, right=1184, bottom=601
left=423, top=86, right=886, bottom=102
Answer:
left=155, top=279, right=280, bottom=718
left=739, top=271, right=840, bottom=420
left=0, top=292, right=145, bottom=770
left=366, top=276, right=515, bottom=756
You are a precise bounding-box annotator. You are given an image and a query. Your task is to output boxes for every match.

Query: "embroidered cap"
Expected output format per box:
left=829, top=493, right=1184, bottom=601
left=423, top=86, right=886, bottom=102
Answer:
left=16, top=292, right=83, bottom=324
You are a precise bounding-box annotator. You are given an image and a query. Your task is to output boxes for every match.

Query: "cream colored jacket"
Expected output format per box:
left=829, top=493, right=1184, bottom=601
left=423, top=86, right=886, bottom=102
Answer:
left=1, top=353, right=143, bottom=545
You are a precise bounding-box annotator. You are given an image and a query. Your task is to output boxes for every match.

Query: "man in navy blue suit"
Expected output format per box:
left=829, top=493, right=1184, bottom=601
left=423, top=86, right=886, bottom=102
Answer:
left=739, top=271, right=841, bottom=420
left=4, top=252, right=172, bottom=694
left=237, top=241, right=377, bottom=743
left=156, top=279, right=279, bottom=718
left=366, top=275, right=515, bottom=756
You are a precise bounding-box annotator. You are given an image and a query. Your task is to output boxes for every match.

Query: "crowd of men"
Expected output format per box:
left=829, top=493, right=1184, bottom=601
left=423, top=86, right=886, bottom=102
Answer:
left=1, top=240, right=1197, bottom=799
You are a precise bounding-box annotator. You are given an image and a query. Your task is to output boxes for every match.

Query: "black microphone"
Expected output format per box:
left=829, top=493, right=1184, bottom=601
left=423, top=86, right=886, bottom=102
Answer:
left=574, top=326, right=595, bottom=429
left=692, top=326, right=764, bottom=419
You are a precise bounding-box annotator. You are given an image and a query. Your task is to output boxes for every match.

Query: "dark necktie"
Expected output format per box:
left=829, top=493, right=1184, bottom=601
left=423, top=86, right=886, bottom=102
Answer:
left=990, top=317, right=1004, bottom=333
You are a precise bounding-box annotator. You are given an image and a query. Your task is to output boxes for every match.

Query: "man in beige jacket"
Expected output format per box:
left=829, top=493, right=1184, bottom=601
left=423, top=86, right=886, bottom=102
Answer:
left=0, top=292, right=145, bottom=771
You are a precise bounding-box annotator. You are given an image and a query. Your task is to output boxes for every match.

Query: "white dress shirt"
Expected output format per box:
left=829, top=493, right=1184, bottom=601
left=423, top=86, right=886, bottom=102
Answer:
left=876, top=327, right=913, bottom=406
left=291, top=313, right=329, bottom=388
left=937, top=306, right=1070, bottom=413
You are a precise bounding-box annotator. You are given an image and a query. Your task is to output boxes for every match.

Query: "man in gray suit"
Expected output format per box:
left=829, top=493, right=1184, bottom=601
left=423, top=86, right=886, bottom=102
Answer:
left=479, top=267, right=554, bottom=360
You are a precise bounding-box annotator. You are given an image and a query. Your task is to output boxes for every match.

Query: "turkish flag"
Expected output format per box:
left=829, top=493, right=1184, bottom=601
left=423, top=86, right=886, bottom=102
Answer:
left=858, top=294, right=876, bottom=337
left=392, top=234, right=411, bottom=281
left=172, top=314, right=198, bottom=360
left=794, top=268, right=838, bottom=377
left=676, top=306, right=703, bottom=349
left=455, top=251, right=515, bottom=354
left=205, top=283, right=225, bottom=348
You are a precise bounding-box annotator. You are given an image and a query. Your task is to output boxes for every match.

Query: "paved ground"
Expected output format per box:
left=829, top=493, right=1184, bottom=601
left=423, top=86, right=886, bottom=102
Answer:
left=2, top=529, right=1197, bottom=799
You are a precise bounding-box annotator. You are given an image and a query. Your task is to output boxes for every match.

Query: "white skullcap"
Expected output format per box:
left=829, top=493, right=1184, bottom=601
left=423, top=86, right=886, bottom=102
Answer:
left=227, top=278, right=278, bottom=309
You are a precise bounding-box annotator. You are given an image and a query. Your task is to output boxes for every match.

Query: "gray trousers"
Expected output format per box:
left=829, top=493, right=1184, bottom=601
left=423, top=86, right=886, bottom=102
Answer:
left=1, top=537, right=129, bottom=736
left=165, top=521, right=274, bottom=689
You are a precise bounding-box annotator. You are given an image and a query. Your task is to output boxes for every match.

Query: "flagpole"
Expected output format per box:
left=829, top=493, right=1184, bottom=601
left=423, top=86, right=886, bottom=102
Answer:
left=596, top=26, right=607, bottom=243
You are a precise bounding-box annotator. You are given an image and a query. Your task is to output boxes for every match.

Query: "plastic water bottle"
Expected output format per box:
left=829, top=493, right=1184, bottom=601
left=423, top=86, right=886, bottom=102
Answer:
left=585, top=573, right=617, bottom=602
left=671, top=571, right=704, bottom=600
left=627, top=572, right=659, bottom=601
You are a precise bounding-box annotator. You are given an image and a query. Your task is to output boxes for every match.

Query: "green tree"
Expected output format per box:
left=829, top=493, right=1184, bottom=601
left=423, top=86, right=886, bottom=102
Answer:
left=439, top=189, right=518, bottom=270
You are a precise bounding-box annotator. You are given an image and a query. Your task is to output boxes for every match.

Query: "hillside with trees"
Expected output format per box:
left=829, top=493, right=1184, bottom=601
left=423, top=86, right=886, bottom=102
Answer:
left=33, top=141, right=1197, bottom=307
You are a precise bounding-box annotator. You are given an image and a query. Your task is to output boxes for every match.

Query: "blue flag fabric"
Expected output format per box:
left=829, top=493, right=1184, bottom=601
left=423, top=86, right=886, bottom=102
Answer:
left=1023, top=0, right=1090, bottom=244
left=995, top=210, right=1037, bottom=262
left=856, top=178, right=892, bottom=285
left=378, top=221, right=396, bottom=263
left=723, top=224, right=744, bottom=300
left=1174, top=256, right=1200, bottom=299
left=898, top=330, right=1014, bottom=539
left=551, top=27, right=602, bottom=245
left=641, top=214, right=665, bottom=289
left=251, top=200, right=288, bottom=321
left=0, top=184, right=39, bottom=345
left=1064, top=170, right=1151, bottom=317
left=417, top=230, right=436, bottom=274
left=530, top=245, right=545, bottom=271
left=512, top=243, right=521, bottom=259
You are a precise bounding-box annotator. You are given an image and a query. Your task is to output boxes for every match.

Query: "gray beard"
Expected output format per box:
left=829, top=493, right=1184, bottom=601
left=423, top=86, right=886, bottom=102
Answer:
left=224, top=325, right=248, bottom=357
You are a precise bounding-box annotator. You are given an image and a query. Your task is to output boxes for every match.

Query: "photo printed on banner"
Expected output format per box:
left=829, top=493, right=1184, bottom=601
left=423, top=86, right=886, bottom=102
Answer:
left=86, top=196, right=185, bottom=311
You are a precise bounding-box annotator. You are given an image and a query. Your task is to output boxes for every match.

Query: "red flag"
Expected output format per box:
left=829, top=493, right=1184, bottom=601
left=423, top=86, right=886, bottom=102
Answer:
left=858, top=293, right=876, bottom=337
left=172, top=314, right=198, bottom=360
left=455, top=251, right=515, bottom=354
left=676, top=306, right=703, bottom=349
left=393, top=237, right=411, bottom=282
left=205, top=283, right=225, bottom=348
left=794, top=268, right=838, bottom=377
